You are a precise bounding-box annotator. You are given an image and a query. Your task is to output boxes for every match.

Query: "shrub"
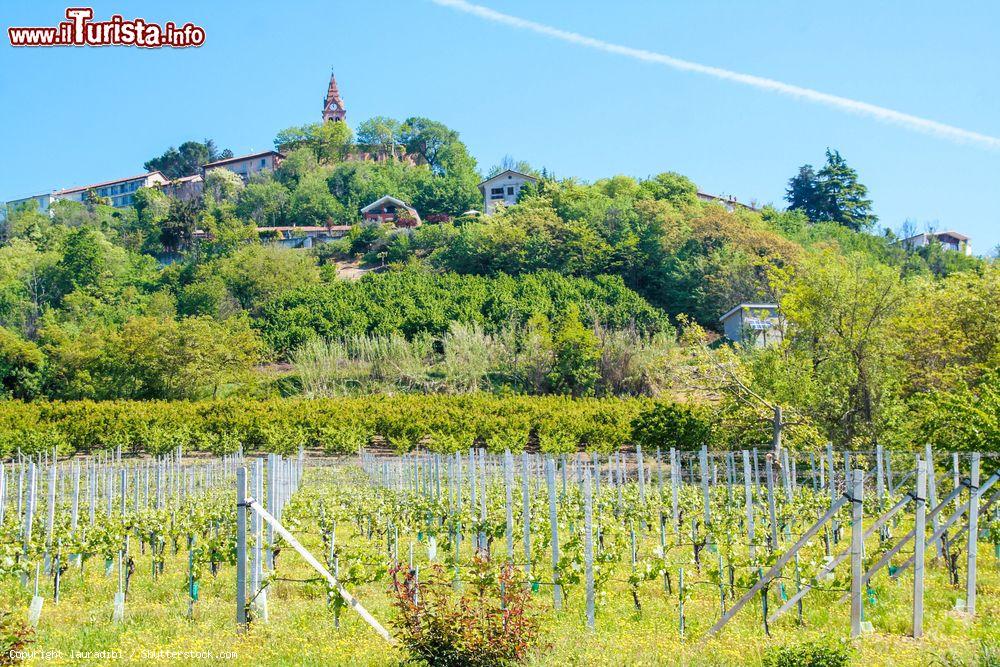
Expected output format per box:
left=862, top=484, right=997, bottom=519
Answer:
left=389, top=557, right=543, bottom=667
left=762, top=638, right=851, bottom=667
left=0, top=611, right=33, bottom=666
left=630, top=401, right=713, bottom=451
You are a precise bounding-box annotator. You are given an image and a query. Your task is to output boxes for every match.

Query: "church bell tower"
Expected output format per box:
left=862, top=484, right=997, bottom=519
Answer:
left=322, top=70, right=346, bottom=123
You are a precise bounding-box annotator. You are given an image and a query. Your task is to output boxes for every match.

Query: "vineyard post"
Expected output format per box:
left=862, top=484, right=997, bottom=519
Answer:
left=699, top=446, right=711, bottom=532
left=810, top=452, right=817, bottom=490
left=849, top=469, right=864, bottom=639
left=469, top=448, right=477, bottom=551
left=952, top=453, right=960, bottom=499
left=252, top=457, right=266, bottom=621
left=584, top=465, right=595, bottom=631
left=266, top=454, right=276, bottom=570
left=0, top=462, right=5, bottom=529
left=912, top=457, right=926, bottom=638
left=752, top=448, right=761, bottom=494
left=70, top=462, right=79, bottom=541
left=22, top=462, right=36, bottom=587
left=885, top=450, right=894, bottom=493
left=827, top=444, right=837, bottom=541
left=670, top=448, right=680, bottom=534
left=742, top=451, right=756, bottom=560
left=545, top=457, right=562, bottom=610
left=592, top=452, right=600, bottom=496
left=17, top=461, right=24, bottom=522
left=876, top=446, right=887, bottom=539
left=521, top=452, right=531, bottom=579
left=656, top=448, right=663, bottom=502
left=925, top=445, right=940, bottom=558
left=479, top=449, right=488, bottom=557
left=637, top=446, right=646, bottom=531
left=965, top=452, right=980, bottom=615
left=504, top=450, right=514, bottom=560
left=45, top=461, right=55, bottom=574
left=765, top=455, right=778, bottom=551
left=236, top=466, right=248, bottom=630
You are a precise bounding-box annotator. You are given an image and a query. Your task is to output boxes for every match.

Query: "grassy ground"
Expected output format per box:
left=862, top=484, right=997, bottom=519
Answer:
left=1, top=473, right=997, bottom=666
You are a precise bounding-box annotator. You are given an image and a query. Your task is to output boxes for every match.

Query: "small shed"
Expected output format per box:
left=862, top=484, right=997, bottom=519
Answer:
left=719, top=303, right=784, bottom=347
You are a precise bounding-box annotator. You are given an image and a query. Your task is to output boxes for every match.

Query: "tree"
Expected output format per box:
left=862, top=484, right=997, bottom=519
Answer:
left=784, top=165, right=824, bottom=220
left=274, top=122, right=353, bottom=164
left=778, top=250, right=906, bottom=445
left=144, top=139, right=231, bottom=179
left=639, top=172, right=698, bottom=206
left=203, top=168, right=245, bottom=204
left=356, top=116, right=402, bottom=160
left=217, top=244, right=321, bottom=311
left=160, top=199, right=200, bottom=253
left=290, top=172, right=343, bottom=226
left=0, top=326, right=44, bottom=399
left=785, top=150, right=876, bottom=230
left=236, top=181, right=289, bottom=227
left=399, top=118, right=477, bottom=177
left=817, top=149, right=876, bottom=230
left=274, top=148, right=319, bottom=187
left=547, top=306, right=601, bottom=397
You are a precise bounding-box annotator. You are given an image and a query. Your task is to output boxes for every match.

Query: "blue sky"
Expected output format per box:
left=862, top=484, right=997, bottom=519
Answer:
left=2, top=0, right=998, bottom=253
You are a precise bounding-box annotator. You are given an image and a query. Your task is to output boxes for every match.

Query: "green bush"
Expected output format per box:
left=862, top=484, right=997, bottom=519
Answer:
left=762, top=638, right=851, bottom=667
left=630, top=401, right=714, bottom=451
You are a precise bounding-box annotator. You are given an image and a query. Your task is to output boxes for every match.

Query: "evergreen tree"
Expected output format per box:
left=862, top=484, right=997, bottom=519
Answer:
left=785, top=149, right=876, bottom=231
left=784, top=164, right=823, bottom=221
left=817, top=149, right=876, bottom=231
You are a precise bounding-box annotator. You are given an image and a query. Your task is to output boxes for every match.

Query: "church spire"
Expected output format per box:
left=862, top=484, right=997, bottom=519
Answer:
left=322, top=70, right=346, bottom=122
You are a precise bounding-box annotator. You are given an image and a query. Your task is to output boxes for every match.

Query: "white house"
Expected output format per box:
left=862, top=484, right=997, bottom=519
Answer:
left=720, top=303, right=784, bottom=347
left=899, top=230, right=971, bottom=256
left=478, top=170, right=538, bottom=215
left=7, top=171, right=168, bottom=212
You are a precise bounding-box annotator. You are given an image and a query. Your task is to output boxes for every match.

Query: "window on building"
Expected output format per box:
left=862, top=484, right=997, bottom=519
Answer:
left=490, top=187, right=505, bottom=200
left=507, top=187, right=515, bottom=195
left=260, top=159, right=266, bottom=167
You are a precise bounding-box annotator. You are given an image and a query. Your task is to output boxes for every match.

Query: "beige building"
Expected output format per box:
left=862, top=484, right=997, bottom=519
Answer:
left=202, top=151, right=284, bottom=181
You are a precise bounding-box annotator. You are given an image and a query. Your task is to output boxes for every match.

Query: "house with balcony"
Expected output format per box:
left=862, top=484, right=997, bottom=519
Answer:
left=899, top=230, right=972, bottom=256
left=361, top=195, right=420, bottom=227
left=7, top=171, right=168, bottom=212
left=720, top=303, right=785, bottom=347
left=478, top=170, right=538, bottom=215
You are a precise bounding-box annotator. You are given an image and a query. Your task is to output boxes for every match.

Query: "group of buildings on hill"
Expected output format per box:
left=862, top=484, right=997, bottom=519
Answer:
left=3, top=73, right=974, bottom=344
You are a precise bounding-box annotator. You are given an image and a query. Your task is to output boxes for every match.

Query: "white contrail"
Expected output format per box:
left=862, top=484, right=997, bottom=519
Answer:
left=431, top=0, right=1000, bottom=150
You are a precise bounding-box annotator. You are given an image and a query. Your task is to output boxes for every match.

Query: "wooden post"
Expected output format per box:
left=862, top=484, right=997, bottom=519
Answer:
left=966, top=452, right=980, bottom=615
left=912, top=457, right=926, bottom=638
left=849, top=469, right=864, bottom=639
left=236, top=466, right=248, bottom=629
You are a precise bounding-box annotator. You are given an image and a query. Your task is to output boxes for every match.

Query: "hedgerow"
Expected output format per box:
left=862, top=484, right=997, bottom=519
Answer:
left=0, top=395, right=694, bottom=457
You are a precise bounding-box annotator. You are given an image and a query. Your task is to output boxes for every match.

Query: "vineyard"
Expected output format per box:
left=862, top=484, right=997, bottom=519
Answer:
left=0, top=445, right=997, bottom=665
